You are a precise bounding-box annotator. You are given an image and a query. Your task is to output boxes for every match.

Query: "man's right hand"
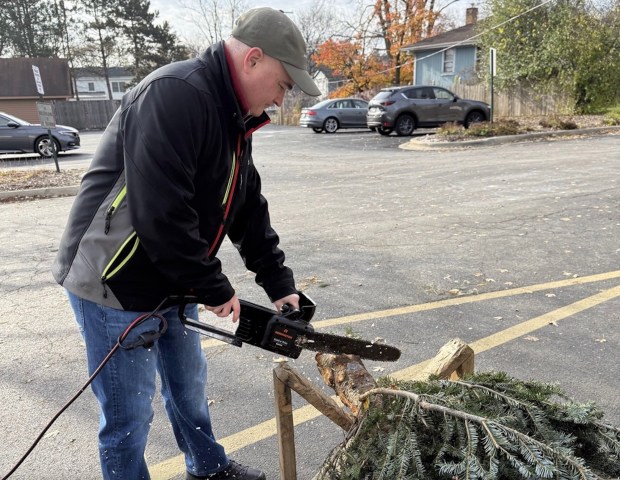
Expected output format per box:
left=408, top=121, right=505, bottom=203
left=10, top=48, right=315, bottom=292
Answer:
left=205, top=294, right=240, bottom=322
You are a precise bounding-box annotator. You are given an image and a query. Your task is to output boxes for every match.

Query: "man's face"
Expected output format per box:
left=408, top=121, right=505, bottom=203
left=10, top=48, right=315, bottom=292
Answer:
left=244, top=51, right=294, bottom=117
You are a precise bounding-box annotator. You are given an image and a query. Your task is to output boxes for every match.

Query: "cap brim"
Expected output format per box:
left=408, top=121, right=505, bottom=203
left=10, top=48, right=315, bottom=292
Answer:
left=282, top=62, right=321, bottom=97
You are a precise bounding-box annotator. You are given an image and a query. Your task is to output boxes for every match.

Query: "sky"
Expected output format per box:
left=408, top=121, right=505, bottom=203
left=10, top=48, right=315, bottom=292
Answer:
left=150, top=0, right=470, bottom=42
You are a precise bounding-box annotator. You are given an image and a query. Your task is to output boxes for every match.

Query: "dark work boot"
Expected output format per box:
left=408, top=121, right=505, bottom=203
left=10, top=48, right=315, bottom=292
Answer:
left=186, top=460, right=266, bottom=480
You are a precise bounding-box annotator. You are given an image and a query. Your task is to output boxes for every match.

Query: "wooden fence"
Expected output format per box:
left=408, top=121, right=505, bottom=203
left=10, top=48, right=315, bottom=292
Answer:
left=51, top=85, right=572, bottom=130
left=450, top=84, right=573, bottom=118
left=52, top=100, right=120, bottom=130
left=272, top=83, right=574, bottom=126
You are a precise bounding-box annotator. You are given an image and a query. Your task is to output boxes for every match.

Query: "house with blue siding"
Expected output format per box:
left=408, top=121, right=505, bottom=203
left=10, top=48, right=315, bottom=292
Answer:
left=401, top=7, right=480, bottom=88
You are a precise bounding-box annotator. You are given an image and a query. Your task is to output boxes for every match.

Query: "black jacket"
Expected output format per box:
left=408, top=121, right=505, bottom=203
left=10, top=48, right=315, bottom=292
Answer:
left=52, top=42, right=296, bottom=311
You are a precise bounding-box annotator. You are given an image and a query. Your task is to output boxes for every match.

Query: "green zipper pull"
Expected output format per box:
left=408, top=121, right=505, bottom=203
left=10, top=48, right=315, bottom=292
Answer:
left=104, top=206, right=115, bottom=234
left=104, top=185, right=127, bottom=235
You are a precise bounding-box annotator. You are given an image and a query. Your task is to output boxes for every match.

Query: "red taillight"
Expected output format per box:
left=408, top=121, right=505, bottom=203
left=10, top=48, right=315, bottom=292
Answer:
left=380, top=100, right=396, bottom=106
left=306, top=110, right=317, bottom=116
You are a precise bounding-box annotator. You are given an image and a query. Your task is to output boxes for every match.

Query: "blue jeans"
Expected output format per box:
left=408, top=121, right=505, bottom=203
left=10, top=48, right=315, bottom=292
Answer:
left=67, top=291, right=228, bottom=479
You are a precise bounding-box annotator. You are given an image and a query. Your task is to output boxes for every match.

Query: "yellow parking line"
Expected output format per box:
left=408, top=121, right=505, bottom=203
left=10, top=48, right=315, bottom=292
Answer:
left=152, top=279, right=620, bottom=479
left=392, top=284, right=620, bottom=380
left=151, top=407, right=324, bottom=479
left=312, top=270, right=620, bottom=329
left=198, top=270, right=620, bottom=350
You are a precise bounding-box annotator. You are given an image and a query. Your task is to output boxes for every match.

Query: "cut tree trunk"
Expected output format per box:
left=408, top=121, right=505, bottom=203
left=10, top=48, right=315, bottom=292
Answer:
left=315, top=338, right=474, bottom=415
left=315, top=353, right=381, bottom=416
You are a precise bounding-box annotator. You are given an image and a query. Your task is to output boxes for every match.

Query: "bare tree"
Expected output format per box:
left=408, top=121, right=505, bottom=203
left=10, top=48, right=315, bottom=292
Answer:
left=295, top=0, right=341, bottom=73
left=175, top=0, right=247, bottom=48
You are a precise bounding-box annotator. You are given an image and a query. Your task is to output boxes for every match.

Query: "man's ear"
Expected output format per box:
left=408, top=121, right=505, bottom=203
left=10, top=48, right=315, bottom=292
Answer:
left=244, top=47, right=264, bottom=72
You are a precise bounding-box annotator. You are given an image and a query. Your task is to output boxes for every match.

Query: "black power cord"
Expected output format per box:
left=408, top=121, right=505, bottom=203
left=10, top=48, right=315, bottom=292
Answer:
left=1, top=309, right=168, bottom=480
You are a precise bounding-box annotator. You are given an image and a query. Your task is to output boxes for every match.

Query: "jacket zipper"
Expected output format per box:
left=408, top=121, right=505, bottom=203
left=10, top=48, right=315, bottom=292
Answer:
left=208, top=136, right=241, bottom=257
left=104, top=185, right=127, bottom=234
left=100, top=231, right=140, bottom=297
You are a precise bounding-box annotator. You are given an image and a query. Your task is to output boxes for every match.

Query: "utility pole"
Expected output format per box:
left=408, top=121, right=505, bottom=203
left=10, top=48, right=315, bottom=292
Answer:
left=489, top=48, right=496, bottom=123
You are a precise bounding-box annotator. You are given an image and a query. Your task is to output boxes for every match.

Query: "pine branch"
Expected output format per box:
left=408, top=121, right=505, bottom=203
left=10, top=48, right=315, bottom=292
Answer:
left=449, top=379, right=544, bottom=426
left=359, top=388, right=597, bottom=479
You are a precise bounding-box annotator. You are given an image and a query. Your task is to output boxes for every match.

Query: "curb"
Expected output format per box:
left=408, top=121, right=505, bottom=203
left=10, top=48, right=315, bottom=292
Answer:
left=0, top=185, right=80, bottom=201
left=399, top=126, right=620, bottom=150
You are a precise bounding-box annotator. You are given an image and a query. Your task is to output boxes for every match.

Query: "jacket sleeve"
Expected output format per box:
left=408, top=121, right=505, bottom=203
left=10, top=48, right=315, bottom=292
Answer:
left=121, top=77, right=235, bottom=306
left=227, top=160, right=297, bottom=302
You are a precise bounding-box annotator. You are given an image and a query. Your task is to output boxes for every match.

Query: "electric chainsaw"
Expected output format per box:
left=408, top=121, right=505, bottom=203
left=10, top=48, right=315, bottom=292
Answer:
left=165, top=293, right=401, bottom=362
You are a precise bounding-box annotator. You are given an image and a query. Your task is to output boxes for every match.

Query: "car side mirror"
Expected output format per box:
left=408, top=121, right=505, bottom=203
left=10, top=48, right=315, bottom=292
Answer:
left=453, top=96, right=459, bottom=102
left=7, top=121, right=19, bottom=128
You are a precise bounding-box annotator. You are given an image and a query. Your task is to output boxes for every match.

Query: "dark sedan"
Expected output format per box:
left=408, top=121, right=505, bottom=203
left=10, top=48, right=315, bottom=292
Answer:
left=300, top=98, right=369, bottom=133
left=0, top=111, right=80, bottom=157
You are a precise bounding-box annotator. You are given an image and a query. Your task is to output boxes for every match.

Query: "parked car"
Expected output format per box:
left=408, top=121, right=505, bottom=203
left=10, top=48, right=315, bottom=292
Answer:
left=300, top=98, right=369, bottom=133
left=366, top=86, right=490, bottom=136
left=0, top=111, right=80, bottom=157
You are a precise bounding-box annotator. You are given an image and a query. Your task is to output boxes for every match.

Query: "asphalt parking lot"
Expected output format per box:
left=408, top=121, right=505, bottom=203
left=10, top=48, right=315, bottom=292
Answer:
left=1, top=126, right=619, bottom=479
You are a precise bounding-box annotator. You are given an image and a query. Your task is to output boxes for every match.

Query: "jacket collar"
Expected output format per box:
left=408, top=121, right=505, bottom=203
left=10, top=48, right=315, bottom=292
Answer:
left=201, top=42, right=271, bottom=138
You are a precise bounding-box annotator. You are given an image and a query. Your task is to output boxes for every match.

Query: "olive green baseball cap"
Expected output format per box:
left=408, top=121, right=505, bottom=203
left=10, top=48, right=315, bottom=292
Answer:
left=231, top=7, right=321, bottom=97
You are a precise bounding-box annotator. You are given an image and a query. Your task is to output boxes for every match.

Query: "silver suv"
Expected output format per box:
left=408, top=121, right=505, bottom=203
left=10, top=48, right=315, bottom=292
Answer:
left=366, top=86, right=490, bottom=136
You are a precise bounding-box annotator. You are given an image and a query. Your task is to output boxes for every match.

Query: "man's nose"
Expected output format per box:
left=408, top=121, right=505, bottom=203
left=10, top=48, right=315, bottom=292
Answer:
left=274, top=91, right=286, bottom=107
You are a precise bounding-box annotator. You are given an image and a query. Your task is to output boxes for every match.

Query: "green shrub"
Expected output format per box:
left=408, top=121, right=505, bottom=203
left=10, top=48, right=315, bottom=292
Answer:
left=603, top=106, right=620, bottom=126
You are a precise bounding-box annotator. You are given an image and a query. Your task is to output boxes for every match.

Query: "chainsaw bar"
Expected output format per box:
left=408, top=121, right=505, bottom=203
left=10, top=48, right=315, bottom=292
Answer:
left=296, top=332, right=401, bottom=362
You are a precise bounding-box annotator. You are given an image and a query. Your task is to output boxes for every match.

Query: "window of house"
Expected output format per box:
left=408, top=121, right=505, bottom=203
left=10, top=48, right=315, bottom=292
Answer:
left=443, top=49, right=455, bottom=74
left=88, top=82, right=95, bottom=91
left=111, top=82, right=126, bottom=93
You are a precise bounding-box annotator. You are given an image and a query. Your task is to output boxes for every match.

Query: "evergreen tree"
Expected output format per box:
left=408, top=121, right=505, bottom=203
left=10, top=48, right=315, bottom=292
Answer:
left=115, top=0, right=189, bottom=83
left=0, top=6, right=9, bottom=55
left=78, top=0, right=120, bottom=99
left=0, top=0, right=65, bottom=56
left=317, top=372, right=620, bottom=479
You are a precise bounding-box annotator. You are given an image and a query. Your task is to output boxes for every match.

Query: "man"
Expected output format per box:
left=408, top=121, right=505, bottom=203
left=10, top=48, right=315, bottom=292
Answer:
left=53, top=7, right=320, bottom=480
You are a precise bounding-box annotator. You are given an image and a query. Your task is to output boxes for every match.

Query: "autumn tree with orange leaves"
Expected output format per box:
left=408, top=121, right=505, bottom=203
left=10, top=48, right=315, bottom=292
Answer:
left=313, top=0, right=454, bottom=97
left=312, top=38, right=390, bottom=97
left=373, top=0, right=444, bottom=86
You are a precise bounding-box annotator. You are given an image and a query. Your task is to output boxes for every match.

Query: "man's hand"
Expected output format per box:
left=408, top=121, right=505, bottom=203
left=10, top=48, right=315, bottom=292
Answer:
left=205, top=294, right=241, bottom=322
left=274, top=293, right=300, bottom=312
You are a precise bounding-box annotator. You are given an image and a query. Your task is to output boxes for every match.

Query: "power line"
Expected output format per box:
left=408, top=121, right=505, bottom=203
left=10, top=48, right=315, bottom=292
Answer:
left=330, top=0, right=558, bottom=86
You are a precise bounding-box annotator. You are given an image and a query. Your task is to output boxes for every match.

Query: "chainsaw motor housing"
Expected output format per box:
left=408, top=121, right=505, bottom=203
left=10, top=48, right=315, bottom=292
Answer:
left=174, top=292, right=317, bottom=359
left=236, top=292, right=316, bottom=358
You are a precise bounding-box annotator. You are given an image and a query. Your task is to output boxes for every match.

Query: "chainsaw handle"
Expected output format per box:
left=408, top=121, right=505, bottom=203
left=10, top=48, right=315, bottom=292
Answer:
left=164, top=291, right=316, bottom=323
left=281, top=292, right=315, bottom=321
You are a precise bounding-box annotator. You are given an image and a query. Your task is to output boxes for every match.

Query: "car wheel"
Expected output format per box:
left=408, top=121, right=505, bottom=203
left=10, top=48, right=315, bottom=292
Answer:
left=312, top=127, right=323, bottom=133
left=35, top=136, right=60, bottom=157
left=395, top=115, right=415, bottom=136
left=464, top=111, right=486, bottom=128
left=377, top=127, right=393, bottom=136
left=323, top=117, right=339, bottom=133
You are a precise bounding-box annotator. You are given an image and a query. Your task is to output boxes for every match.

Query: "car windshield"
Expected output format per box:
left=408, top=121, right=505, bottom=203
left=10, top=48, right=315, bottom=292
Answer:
left=0, top=112, right=29, bottom=125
